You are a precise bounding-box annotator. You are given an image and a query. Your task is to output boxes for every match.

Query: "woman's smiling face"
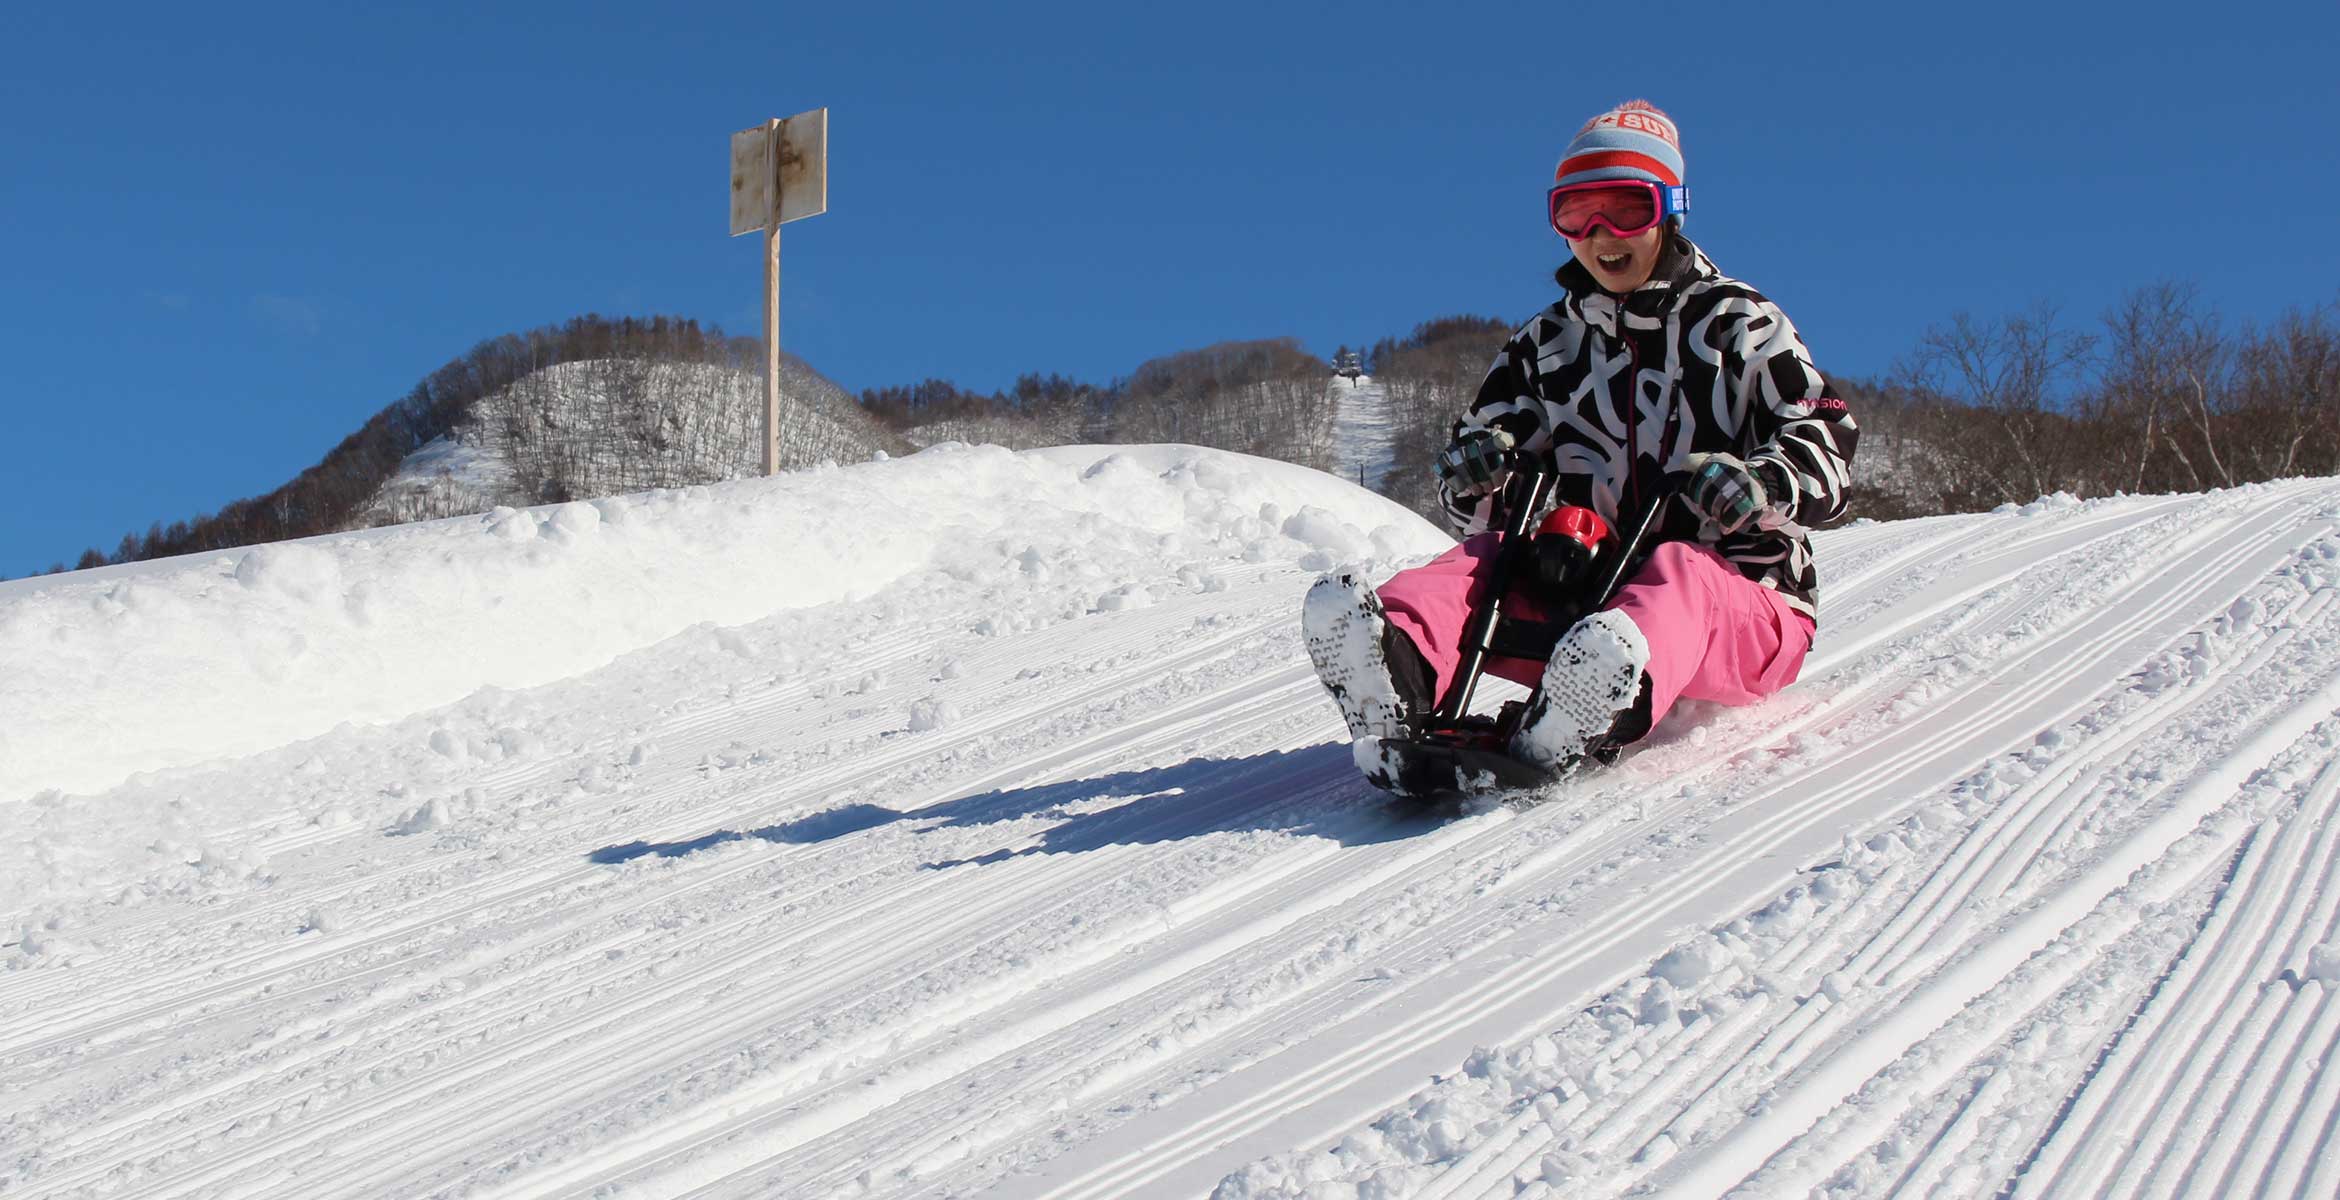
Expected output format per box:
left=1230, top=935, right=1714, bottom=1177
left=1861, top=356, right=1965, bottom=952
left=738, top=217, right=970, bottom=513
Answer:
left=1569, top=222, right=1665, bottom=294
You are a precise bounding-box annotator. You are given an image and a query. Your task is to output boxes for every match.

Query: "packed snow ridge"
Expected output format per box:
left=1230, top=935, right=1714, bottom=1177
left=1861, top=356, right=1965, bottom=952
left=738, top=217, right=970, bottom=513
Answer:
left=6, top=444, right=2340, bottom=1200
left=0, top=444, right=1440, bottom=894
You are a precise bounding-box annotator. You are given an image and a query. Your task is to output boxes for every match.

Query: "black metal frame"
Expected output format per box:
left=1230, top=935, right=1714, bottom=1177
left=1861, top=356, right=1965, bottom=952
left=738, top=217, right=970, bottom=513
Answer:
left=1373, top=470, right=1673, bottom=798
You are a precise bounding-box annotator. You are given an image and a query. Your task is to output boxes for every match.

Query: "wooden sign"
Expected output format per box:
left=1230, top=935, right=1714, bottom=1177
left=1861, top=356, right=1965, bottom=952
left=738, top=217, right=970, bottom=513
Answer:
left=730, top=108, right=827, bottom=235
left=729, top=107, right=830, bottom=476
left=776, top=108, right=827, bottom=224
left=729, top=124, right=774, bottom=236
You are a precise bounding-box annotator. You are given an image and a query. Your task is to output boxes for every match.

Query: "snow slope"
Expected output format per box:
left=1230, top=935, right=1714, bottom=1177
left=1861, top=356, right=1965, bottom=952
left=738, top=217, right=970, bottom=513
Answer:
left=6, top=449, right=2340, bottom=1200
left=1329, top=375, right=1400, bottom=493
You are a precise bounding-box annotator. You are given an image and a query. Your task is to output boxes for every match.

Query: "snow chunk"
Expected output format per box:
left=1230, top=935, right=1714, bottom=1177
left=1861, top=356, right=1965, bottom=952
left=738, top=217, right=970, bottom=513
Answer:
left=907, top=699, right=961, bottom=732
left=1637, top=977, right=1680, bottom=1026
left=544, top=501, right=601, bottom=542
left=389, top=796, right=458, bottom=835
left=1095, top=584, right=1156, bottom=613
left=486, top=506, right=539, bottom=541
left=1996, top=491, right=2084, bottom=517
left=2309, top=943, right=2340, bottom=984
left=1749, top=886, right=1818, bottom=937
left=233, top=542, right=343, bottom=603
left=1177, top=565, right=1228, bottom=593
left=1651, top=937, right=1732, bottom=989
left=11, top=919, right=99, bottom=966
left=1279, top=505, right=1373, bottom=561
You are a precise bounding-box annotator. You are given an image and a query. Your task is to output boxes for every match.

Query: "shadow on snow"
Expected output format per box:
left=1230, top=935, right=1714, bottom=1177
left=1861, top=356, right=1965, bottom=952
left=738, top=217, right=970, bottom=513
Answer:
left=586, top=742, right=1431, bottom=867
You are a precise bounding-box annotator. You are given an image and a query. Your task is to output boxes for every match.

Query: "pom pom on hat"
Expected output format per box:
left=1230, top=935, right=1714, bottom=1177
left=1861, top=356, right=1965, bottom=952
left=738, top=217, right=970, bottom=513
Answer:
left=1554, top=100, right=1684, bottom=189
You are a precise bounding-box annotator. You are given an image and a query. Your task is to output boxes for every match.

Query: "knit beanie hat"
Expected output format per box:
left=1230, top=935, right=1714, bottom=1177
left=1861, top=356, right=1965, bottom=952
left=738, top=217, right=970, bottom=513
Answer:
left=1553, top=100, right=1684, bottom=189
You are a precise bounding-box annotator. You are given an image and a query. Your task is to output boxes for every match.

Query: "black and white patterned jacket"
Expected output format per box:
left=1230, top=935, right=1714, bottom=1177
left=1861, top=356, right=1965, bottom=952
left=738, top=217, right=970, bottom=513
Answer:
left=1441, top=233, right=1858, bottom=621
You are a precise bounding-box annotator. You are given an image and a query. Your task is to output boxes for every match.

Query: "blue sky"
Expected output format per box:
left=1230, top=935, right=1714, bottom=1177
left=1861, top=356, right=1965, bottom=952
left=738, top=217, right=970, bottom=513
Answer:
left=4, top=1, right=2337, bottom=575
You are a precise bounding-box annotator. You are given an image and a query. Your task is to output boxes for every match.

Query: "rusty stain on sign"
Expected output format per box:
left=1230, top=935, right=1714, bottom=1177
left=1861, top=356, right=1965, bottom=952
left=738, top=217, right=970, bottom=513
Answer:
left=731, top=108, right=826, bottom=235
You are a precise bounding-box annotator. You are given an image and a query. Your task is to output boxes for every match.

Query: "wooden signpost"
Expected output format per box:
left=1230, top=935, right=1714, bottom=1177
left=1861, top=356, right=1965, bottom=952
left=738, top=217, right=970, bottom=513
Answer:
left=730, top=108, right=828, bottom=476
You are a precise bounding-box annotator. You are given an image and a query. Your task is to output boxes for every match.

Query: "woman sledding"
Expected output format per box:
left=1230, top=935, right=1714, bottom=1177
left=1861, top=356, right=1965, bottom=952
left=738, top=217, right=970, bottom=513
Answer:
left=1306, top=99, right=1860, bottom=784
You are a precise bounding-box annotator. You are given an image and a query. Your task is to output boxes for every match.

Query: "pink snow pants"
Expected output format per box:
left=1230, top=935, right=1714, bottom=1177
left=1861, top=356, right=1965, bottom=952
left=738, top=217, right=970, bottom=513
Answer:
left=1376, top=536, right=1814, bottom=729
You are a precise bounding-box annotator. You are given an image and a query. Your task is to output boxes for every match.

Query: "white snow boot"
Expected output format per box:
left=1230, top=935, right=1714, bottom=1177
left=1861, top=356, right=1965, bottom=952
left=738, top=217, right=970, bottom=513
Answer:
left=1511, top=609, right=1653, bottom=774
left=1303, top=573, right=1432, bottom=741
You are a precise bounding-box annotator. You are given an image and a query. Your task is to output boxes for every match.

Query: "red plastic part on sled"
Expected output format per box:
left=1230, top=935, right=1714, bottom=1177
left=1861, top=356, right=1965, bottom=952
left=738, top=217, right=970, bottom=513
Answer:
left=1537, top=505, right=1610, bottom=551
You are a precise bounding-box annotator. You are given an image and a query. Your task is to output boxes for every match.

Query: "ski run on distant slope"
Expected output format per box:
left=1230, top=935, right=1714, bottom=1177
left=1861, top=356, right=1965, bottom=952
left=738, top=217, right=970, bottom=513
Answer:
left=1328, top=376, right=1399, bottom=494
left=6, top=444, right=2340, bottom=1199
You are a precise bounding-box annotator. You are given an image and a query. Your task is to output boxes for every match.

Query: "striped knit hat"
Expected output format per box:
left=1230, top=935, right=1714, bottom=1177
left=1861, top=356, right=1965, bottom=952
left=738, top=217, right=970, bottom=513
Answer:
left=1553, top=100, right=1684, bottom=189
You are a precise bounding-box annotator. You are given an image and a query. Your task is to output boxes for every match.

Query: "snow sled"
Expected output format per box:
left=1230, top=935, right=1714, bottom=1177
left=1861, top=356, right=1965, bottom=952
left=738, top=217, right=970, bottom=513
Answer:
left=1365, top=470, right=1672, bottom=807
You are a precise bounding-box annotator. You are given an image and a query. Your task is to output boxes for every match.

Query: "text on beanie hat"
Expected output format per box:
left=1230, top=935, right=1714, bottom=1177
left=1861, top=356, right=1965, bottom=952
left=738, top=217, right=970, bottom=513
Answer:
left=1554, top=100, right=1684, bottom=189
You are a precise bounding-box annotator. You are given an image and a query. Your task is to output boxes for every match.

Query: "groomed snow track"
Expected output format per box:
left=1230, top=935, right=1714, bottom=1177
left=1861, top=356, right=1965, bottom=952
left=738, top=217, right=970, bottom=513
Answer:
left=7, top=463, right=2340, bottom=1199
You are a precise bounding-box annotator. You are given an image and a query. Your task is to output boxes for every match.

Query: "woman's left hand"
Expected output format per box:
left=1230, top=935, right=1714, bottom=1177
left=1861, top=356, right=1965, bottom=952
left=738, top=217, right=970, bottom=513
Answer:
left=1683, top=452, right=1782, bottom=535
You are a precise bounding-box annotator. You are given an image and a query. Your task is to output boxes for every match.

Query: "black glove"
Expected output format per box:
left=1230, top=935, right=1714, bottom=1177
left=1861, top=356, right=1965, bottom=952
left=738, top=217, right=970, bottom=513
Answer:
left=1436, top=428, right=1516, bottom=498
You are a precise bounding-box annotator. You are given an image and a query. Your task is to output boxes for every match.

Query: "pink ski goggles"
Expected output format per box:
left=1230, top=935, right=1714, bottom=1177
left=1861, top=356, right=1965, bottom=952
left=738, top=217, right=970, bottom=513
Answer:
left=1547, top=180, right=1690, bottom=239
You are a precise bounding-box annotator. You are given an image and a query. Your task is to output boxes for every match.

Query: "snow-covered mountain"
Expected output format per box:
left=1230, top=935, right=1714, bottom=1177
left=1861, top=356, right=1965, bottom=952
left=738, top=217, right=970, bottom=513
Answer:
left=6, top=447, right=2340, bottom=1199
left=360, top=356, right=906, bottom=527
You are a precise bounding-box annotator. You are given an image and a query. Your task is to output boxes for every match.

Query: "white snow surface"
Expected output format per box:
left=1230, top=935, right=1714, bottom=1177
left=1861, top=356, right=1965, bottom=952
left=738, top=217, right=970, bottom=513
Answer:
left=0, top=444, right=1428, bottom=807
left=8, top=451, right=2340, bottom=1200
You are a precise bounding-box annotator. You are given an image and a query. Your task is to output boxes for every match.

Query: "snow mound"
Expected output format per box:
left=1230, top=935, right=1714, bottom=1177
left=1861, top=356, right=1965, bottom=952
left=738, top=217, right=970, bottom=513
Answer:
left=1, top=444, right=1445, bottom=801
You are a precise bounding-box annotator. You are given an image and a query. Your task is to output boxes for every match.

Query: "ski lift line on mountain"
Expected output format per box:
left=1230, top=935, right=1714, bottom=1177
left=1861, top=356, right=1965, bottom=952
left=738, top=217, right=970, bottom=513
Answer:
left=729, top=108, right=829, bottom=476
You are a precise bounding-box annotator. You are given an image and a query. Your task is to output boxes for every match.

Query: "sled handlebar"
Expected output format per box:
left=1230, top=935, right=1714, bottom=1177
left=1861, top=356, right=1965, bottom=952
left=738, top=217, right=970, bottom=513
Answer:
left=1434, top=470, right=1554, bottom=723
left=1433, top=472, right=1674, bottom=725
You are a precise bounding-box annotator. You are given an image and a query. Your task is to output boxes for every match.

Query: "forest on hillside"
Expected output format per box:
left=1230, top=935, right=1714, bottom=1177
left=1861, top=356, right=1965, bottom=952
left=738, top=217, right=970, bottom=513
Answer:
left=854, top=280, right=2339, bottom=529
left=1403, top=288, right=2336, bottom=522
left=32, top=316, right=898, bottom=576
left=860, top=337, right=1338, bottom=473
left=20, top=281, right=2338, bottom=578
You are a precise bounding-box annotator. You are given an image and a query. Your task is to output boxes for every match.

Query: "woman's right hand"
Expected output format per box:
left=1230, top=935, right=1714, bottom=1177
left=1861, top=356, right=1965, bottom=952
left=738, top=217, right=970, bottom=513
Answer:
left=1435, top=428, right=1516, bottom=497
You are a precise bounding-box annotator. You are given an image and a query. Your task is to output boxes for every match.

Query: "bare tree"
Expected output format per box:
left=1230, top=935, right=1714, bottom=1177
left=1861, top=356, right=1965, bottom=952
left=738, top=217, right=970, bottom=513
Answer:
left=1369, top=316, right=1511, bottom=520
left=1906, top=305, right=2097, bottom=501
left=2230, top=301, right=2340, bottom=480
left=2096, top=282, right=2227, bottom=492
